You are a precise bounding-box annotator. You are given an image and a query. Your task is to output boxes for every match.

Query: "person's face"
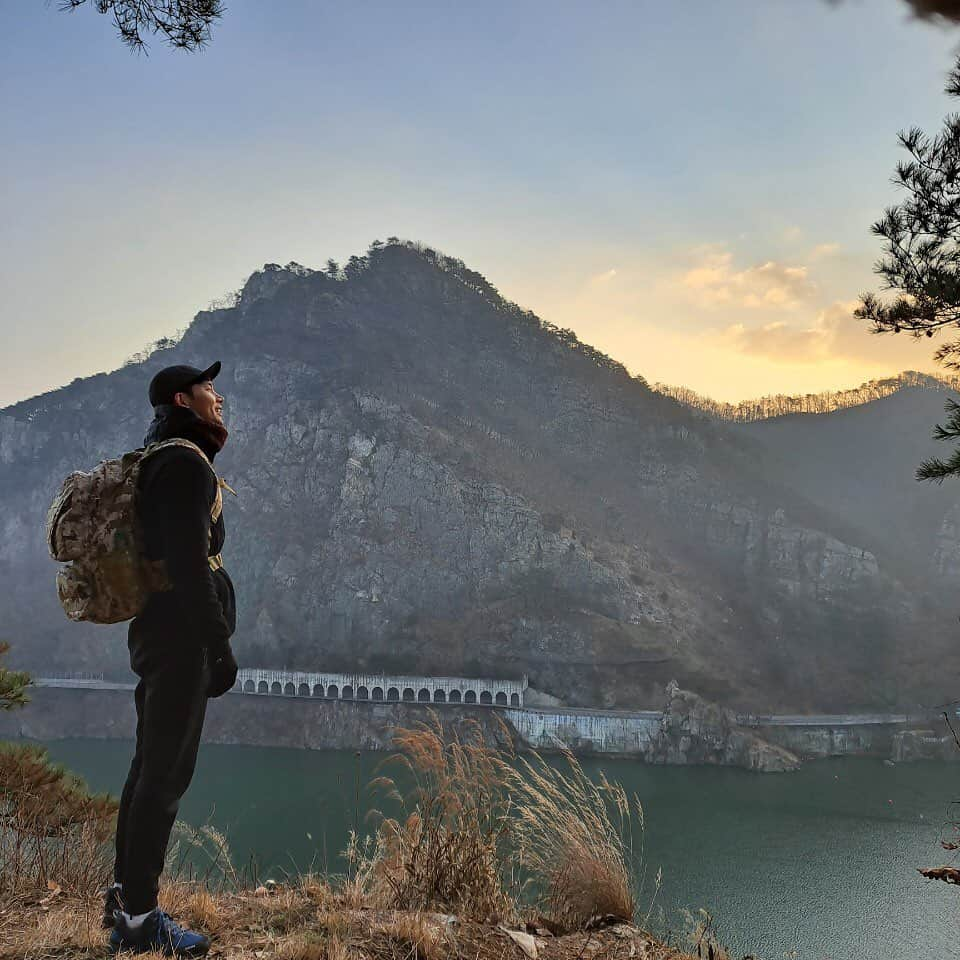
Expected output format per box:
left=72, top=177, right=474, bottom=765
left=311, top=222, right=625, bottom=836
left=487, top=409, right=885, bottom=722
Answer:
left=175, top=380, right=224, bottom=426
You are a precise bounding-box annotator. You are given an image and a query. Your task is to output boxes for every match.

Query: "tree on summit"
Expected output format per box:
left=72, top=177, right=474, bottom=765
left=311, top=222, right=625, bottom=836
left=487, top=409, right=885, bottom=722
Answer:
left=58, top=0, right=223, bottom=52
left=858, top=56, right=960, bottom=481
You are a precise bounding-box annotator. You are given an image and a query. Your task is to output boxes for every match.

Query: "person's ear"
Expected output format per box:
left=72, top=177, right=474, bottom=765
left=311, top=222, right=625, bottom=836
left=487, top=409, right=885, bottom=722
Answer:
left=173, top=391, right=192, bottom=409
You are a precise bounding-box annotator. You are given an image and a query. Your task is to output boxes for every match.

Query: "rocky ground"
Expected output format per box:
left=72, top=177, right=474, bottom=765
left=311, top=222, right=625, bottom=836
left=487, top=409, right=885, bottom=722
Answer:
left=0, top=884, right=705, bottom=960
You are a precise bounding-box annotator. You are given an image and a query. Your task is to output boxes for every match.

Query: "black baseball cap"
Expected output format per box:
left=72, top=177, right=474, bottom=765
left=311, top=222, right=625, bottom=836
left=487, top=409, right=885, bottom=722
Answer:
left=148, top=361, right=221, bottom=408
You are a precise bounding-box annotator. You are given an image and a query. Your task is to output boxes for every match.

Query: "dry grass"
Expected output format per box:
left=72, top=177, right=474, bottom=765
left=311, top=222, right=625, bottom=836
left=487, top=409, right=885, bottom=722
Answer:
left=275, top=930, right=353, bottom=960
left=370, top=911, right=445, bottom=960
left=159, top=882, right=226, bottom=937
left=361, top=716, right=652, bottom=935
left=0, top=888, right=697, bottom=960
left=361, top=714, right=516, bottom=922
left=682, top=909, right=734, bottom=960
left=508, top=750, right=646, bottom=932
left=0, top=893, right=104, bottom=959
left=275, top=932, right=329, bottom=960
left=167, top=821, right=247, bottom=891
left=343, top=716, right=659, bottom=931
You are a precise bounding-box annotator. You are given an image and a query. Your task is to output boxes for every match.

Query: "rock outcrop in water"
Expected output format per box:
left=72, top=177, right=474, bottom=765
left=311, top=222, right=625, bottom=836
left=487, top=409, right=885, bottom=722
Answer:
left=2, top=241, right=957, bottom=712
left=649, top=682, right=800, bottom=772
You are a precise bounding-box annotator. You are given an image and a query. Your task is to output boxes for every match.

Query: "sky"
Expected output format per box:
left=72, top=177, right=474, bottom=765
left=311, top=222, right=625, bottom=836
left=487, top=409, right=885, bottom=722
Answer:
left=2, top=0, right=960, bottom=407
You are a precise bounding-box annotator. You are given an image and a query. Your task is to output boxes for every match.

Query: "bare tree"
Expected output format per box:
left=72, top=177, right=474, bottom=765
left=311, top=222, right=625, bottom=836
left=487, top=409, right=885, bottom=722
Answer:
left=58, top=0, right=223, bottom=52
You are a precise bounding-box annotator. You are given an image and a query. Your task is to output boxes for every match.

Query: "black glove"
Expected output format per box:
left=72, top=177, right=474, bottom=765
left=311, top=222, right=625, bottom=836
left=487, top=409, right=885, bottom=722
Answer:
left=207, top=646, right=239, bottom=698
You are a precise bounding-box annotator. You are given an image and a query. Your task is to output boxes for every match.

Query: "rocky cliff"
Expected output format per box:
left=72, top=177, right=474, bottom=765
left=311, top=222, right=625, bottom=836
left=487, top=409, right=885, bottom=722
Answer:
left=1, top=241, right=953, bottom=712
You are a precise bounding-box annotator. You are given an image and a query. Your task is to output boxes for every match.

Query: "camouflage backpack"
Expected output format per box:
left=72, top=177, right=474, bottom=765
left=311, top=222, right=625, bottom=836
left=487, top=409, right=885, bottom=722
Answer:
left=45, top=439, right=225, bottom=624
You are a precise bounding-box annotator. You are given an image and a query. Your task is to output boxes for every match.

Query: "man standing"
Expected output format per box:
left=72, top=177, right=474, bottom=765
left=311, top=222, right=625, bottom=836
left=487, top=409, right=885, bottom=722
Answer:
left=107, top=362, right=238, bottom=957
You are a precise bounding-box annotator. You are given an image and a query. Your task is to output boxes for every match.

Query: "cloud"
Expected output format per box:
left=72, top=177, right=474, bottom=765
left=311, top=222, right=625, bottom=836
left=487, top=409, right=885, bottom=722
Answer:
left=723, top=318, right=830, bottom=362
left=809, top=242, right=841, bottom=260
left=721, top=299, right=938, bottom=366
left=680, top=250, right=816, bottom=310
left=589, top=268, right=618, bottom=285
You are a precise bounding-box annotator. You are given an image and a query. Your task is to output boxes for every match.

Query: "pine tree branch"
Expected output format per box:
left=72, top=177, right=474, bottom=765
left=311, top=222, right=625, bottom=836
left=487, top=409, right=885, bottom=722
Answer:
left=58, top=0, right=222, bottom=52
left=917, top=449, right=960, bottom=482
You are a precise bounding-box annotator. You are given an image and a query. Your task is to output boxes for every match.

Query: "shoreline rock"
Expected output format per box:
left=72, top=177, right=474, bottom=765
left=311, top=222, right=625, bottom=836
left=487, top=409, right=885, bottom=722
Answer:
left=646, top=681, right=800, bottom=772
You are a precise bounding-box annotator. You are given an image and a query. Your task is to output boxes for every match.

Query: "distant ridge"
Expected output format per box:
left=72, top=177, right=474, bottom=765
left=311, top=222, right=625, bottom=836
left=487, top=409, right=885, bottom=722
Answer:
left=653, top=371, right=960, bottom=422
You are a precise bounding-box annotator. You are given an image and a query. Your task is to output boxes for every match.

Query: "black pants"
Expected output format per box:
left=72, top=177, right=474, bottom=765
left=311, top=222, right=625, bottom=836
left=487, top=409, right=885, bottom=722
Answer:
left=114, top=645, right=210, bottom=915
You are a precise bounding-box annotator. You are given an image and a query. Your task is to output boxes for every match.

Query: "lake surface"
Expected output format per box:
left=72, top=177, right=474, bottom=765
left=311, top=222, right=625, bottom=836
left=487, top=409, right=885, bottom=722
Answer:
left=41, top=739, right=960, bottom=960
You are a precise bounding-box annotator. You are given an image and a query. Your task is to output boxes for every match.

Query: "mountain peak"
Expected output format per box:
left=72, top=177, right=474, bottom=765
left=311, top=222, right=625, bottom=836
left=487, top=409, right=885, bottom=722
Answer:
left=4, top=239, right=960, bottom=713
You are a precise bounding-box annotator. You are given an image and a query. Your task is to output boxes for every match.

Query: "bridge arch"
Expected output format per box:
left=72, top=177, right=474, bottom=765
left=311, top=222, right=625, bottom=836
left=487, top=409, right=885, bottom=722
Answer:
left=232, top=668, right=527, bottom=709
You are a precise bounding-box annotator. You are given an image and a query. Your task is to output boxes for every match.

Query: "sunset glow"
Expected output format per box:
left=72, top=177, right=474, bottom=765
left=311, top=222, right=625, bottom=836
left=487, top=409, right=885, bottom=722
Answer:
left=1, top=0, right=956, bottom=406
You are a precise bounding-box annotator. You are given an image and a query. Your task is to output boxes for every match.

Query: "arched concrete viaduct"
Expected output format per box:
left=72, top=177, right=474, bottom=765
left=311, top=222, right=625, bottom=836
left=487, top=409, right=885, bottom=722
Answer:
left=234, top=669, right=526, bottom=708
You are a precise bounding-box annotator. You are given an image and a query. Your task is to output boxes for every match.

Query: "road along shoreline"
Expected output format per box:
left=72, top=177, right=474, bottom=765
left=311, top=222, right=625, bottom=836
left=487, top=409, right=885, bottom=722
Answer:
left=5, top=681, right=955, bottom=770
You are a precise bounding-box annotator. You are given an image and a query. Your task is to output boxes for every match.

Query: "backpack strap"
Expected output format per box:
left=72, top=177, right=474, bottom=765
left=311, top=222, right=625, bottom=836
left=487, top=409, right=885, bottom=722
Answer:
left=140, top=438, right=230, bottom=526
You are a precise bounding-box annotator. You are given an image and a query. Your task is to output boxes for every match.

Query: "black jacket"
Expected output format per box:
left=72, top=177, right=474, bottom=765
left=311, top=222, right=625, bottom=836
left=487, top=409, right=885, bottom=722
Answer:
left=128, top=406, right=236, bottom=674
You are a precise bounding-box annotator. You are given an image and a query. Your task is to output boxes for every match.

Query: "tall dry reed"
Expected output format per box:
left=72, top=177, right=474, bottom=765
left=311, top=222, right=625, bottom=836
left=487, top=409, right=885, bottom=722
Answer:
left=361, top=714, right=516, bottom=921
left=362, top=716, right=650, bottom=933
left=507, top=749, right=646, bottom=932
left=167, top=820, right=246, bottom=890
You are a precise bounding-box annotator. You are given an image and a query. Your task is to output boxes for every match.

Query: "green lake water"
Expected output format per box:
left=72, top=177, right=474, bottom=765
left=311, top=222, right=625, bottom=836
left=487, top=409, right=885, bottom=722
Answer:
left=40, top=739, right=960, bottom=960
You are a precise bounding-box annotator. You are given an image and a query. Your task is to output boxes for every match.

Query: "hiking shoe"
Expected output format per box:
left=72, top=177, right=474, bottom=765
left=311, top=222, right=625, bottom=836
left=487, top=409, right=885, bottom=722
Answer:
left=109, top=909, right=210, bottom=957
left=101, top=883, right=123, bottom=928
